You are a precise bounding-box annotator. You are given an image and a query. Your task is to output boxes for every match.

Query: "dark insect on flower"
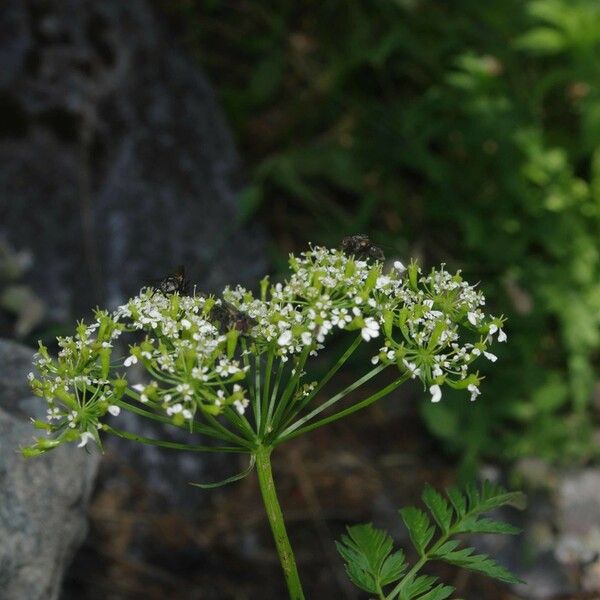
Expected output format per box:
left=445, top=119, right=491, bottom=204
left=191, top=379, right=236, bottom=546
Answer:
left=154, top=265, right=189, bottom=295
left=210, top=301, right=257, bottom=334
left=339, top=235, right=385, bottom=261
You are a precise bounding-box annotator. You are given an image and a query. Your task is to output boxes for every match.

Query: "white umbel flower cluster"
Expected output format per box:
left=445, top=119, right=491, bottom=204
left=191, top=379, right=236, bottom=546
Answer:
left=225, top=246, right=504, bottom=403
left=25, top=244, right=505, bottom=455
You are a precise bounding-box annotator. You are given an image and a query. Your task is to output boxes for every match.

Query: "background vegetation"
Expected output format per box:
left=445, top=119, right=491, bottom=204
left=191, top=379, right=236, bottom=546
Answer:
left=160, top=0, right=600, bottom=470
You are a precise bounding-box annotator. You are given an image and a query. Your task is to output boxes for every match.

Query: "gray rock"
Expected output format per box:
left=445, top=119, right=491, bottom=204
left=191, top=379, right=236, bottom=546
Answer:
left=555, top=470, right=600, bottom=593
left=0, top=339, right=99, bottom=600
left=0, top=0, right=266, bottom=324
left=478, top=463, right=600, bottom=599
left=0, top=0, right=268, bottom=512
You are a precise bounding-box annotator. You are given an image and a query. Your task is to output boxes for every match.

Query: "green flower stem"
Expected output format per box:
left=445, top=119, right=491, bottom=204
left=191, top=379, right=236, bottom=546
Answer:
left=277, top=373, right=408, bottom=444
left=254, top=352, right=262, bottom=432
left=103, top=425, right=246, bottom=453
left=278, top=334, right=363, bottom=431
left=275, top=364, right=386, bottom=442
left=255, top=445, right=305, bottom=600
left=298, top=334, right=363, bottom=410
left=259, top=350, right=275, bottom=436
left=266, top=359, right=285, bottom=428
left=203, top=413, right=256, bottom=450
left=269, top=347, right=310, bottom=434
left=117, top=395, right=231, bottom=440
left=223, top=406, right=257, bottom=441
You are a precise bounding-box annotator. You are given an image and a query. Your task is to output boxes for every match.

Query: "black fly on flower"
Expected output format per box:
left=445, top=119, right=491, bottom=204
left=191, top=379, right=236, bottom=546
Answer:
left=150, top=265, right=189, bottom=295
left=339, top=234, right=385, bottom=261
left=209, top=300, right=257, bottom=335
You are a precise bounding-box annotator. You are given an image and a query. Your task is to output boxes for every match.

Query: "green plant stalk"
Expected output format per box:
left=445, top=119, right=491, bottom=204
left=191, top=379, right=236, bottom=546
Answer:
left=259, top=350, right=275, bottom=436
left=255, top=445, right=305, bottom=600
left=275, top=364, right=386, bottom=441
left=276, top=373, right=409, bottom=444
left=103, top=425, right=246, bottom=453
left=279, top=334, right=363, bottom=430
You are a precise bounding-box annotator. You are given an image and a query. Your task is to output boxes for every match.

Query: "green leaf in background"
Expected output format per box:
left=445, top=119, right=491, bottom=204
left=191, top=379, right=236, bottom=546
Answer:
left=166, top=0, right=600, bottom=467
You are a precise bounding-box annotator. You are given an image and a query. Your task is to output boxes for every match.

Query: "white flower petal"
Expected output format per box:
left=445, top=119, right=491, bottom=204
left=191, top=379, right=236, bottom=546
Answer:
left=77, top=432, right=94, bottom=448
left=277, top=330, right=293, bottom=346
left=124, top=355, right=138, bottom=367
left=483, top=351, right=497, bottom=362
left=429, top=384, right=442, bottom=403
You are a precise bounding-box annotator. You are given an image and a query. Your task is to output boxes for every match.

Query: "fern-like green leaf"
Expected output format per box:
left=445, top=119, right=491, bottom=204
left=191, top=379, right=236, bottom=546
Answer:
left=422, top=484, right=453, bottom=534
left=416, top=583, right=455, bottom=600
left=399, top=574, right=439, bottom=600
left=432, top=545, right=524, bottom=584
left=380, top=550, right=408, bottom=586
left=336, top=523, right=403, bottom=593
left=473, top=481, right=527, bottom=513
left=446, top=486, right=466, bottom=518
left=456, top=515, right=521, bottom=535
left=399, top=507, right=435, bottom=556
left=338, top=481, right=525, bottom=598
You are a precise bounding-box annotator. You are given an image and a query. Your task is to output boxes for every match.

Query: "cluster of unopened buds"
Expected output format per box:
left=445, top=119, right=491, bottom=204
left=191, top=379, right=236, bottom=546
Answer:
left=23, top=238, right=505, bottom=455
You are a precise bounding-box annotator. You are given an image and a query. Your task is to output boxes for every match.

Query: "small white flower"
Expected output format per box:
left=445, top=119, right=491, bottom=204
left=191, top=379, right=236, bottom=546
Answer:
left=301, top=332, right=312, bottom=345
left=361, top=318, right=380, bottom=342
left=489, top=323, right=498, bottom=335
left=468, top=383, right=481, bottom=401
left=77, top=432, right=94, bottom=448
left=132, top=383, right=145, bottom=392
left=277, top=330, right=293, bottom=346
left=376, top=276, right=390, bottom=289
left=108, top=405, right=121, bottom=416
left=498, top=328, right=507, bottom=342
left=403, top=359, right=421, bottom=379
left=234, top=398, right=249, bottom=414
left=429, top=384, right=442, bottom=403
left=393, top=260, right=406, bottom=273
left=467, top=312, right=478, bottom=326
left=483, top=351, right=497, bottom=362
left=124, top=355, right=138, bottom=367
left=371, top=355, right=380, bottom=365
left=181, top=318, right=192, bottom=329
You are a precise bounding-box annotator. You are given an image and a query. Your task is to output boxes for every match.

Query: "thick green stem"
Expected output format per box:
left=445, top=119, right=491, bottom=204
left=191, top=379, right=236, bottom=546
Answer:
left=255, top=446, right=305, bottom=600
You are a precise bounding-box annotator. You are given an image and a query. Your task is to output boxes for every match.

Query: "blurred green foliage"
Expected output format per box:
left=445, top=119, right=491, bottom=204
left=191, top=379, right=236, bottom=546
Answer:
left=162, top=0, right=600, bottom=465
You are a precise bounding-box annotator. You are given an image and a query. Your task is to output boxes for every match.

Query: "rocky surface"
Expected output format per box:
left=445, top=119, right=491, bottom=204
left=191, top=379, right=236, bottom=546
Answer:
left=477, top=460, right=600, bottom=599
left=0, top=0, right=268, bottom=509
left=0, top=1, right=269, bottom=595
left=0, top=339, right=99, bottom=600
left=0, top=0, right=266, bottom=324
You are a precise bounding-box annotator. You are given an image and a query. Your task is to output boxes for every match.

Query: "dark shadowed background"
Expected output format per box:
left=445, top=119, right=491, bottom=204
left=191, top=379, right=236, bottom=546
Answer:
left=1, top=1, right=599, bottom=599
